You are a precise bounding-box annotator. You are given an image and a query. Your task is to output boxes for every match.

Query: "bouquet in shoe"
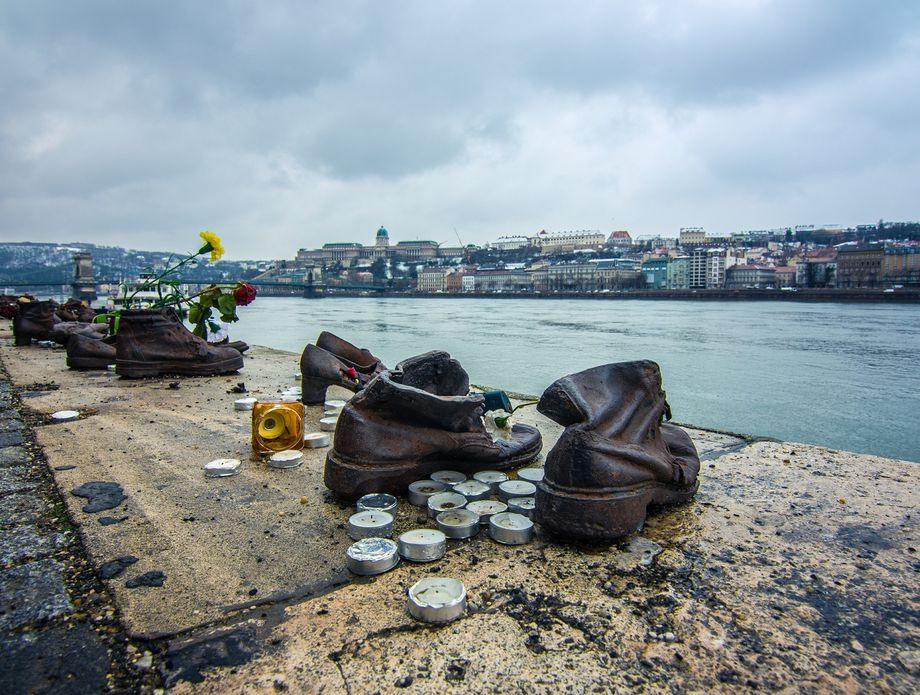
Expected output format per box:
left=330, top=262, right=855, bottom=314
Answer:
left=96, top=231, right=257, bottom=337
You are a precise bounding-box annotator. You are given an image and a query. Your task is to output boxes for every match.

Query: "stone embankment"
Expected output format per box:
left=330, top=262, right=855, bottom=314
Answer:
left=0, top=325, right=917, bottom=692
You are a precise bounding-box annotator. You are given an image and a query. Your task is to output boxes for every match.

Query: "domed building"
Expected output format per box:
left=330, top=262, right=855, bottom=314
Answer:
left=375, top=226, right=389, bottom=249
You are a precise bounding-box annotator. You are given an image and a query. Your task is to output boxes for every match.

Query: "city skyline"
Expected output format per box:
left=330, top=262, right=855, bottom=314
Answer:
left=1, top=2, right=919, bottom=259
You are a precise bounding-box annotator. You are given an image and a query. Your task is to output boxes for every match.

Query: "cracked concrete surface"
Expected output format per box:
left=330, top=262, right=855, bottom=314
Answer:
left=1, top=332, right=917, bottom=692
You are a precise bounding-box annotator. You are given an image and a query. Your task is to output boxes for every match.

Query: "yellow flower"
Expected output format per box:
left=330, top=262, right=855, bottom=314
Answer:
left=198, top=230, right=225, bottom=262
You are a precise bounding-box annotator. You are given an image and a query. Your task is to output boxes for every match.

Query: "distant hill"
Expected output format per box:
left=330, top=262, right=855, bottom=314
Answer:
left=0, top=242, right=273, bottom=285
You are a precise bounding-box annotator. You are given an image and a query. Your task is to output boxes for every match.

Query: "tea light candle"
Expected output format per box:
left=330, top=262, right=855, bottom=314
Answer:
left=282, top=387, right=302, bottom=397
left=516, top=467, right=544, bottom=483
left=346, top=537, right=399, bottom=575
left=507, top=497, right=536, bottom=518
left=268, top=449, right=304, bottom=469
left=407, top=577, right=467, bottom=624
left=453, top=480, right=491, bottom=502
left=398, top=529, right=447, bottom=562
left=50, top=410, right=80, bottom=422
left=234, top=397, right=257, bottom=411
left=303, top=432, right=331, bottom=448
left=407, top=480, right=448, bottom=507
left=426, top=492, right=467, bottom=518
left=436, top=508, right=480, bottom=539
left=204, top=458, right=242, bottom=478
left=323, top=409, right=340, bottom=418
left=473, top=470, right=508, bottom=490
left=324, top=399, right=347, bottom=411
left=466, top=500, right=508, bottom=526
left=431, top=470, right=467, bottom=487
left=356, top=493, right=398, bottom=516
left=489, top=512, right=534, bottom=545
left=281, top=394, right=300, bottom=403
left=497, top=480, right=537, bottom=501
left=347, top=510, right=394, bottom=540
left=319, top=416, right=338, bottom=432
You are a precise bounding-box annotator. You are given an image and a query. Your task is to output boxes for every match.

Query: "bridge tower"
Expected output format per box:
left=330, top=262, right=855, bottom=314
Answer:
left=301, top=265, right=325, bottom=298
left=71, top=252, right=97, bottom=301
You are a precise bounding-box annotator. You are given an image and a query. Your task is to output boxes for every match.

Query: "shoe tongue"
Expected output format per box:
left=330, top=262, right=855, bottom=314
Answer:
left=361, top=372, right=483, bottom=432
left=395, top=351, right=469, bottom=396
left=538, top=361, right=666, bottom=428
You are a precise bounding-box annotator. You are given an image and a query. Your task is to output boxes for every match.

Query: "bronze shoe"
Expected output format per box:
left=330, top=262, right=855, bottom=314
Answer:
left=12, top=299, right=56, bottom=346
left=114, top=308, right=243, bottom=378
left=49, top=321, right=108, bottom=346
left=324, top=351, right=542, bottom=499
left=534, top=361, right=700, bottom=542
left=299, top=331, right=385, bottom=404
left=67, top=333, right=116, bottom=370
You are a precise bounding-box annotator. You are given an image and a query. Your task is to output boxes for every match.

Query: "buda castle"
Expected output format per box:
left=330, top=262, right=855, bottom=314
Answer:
left=296, top=227, right=465, bottom=267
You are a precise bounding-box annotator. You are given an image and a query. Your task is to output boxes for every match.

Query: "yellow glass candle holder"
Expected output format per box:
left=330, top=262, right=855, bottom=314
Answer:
left=251, top=401, right=305, bottom=454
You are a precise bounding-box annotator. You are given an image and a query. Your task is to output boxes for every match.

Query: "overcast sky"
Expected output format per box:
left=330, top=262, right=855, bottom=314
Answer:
left=1, top=1, right=918, bottom=259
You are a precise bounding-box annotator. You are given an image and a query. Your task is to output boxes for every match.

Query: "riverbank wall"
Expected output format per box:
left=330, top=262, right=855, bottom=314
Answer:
left=0, top=326, right=917, bottom=692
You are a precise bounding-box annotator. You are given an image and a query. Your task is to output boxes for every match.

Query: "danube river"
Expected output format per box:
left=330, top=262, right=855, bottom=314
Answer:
left=232, top=297, right=920, bottom=463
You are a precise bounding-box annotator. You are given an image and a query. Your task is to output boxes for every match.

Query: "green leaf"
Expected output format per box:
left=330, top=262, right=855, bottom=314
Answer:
left=217, top=293, right=236, bottom=317
left=188, top=305, right=201, bottom=324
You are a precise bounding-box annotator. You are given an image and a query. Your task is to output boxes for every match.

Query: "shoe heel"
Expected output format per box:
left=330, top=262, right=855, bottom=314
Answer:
left=13, top=333, right=32, bottom=347
left=534, top=484, right=652, bottom=542
left=301, top=376, right=328, bottom=404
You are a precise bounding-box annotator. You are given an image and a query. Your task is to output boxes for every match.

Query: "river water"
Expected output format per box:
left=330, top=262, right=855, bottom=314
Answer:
left=231, top=297, right=920, bottom=462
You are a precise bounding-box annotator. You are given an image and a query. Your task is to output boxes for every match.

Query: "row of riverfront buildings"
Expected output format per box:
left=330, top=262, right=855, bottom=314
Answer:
left=257, top=222, right=919, bottom=294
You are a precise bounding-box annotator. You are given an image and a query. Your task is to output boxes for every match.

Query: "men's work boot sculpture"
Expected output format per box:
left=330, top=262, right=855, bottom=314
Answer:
left=57, top=300, right=95, bottom=323
left=67, top=333, right=116, bottom=370
left=534, top=361, right=700, bottom=542
left=300, top=331, right=385, bottom=404
left=325, top=351, right=542, bottom=499
left=12, top=300, right=56, bottom=345
left=115, top=308, right=243, bottom=378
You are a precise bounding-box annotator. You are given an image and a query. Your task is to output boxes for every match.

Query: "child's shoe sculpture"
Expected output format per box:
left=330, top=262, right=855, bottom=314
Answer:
left=67, top=332, right=116, bottom=370
left=115, top=308, right=243, bottom=377
left=299, top=331, right=385, bottom=404
left=535, top=361, right=700, bottom=541
left=325, top=351, right=542, bottom=499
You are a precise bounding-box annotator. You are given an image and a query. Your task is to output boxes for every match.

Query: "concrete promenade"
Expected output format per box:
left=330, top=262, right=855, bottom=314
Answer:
left=0, top=325, right=917, bottom=692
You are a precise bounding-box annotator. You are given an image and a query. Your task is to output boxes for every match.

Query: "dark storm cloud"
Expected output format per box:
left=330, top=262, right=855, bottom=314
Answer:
left=1, top=1, right=918, bottom=257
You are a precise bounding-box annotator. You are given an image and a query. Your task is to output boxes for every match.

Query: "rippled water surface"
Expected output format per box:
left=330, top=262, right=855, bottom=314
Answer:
left=232, top=297, right=920, bottom=462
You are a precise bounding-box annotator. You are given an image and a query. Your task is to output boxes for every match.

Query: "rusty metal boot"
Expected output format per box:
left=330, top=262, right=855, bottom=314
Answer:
left=300, top=332, right=385, bottom=404
left=67, top=333, right=116, bottom=370
left=324, top=351, right=542, bottom=499
left=534, top=361, right=700, bottom=542
left=12, top=299, right=56, bottom=346
left=49, top=321, right=108, bottom=346
left=115, top=308, right=243, bottom=378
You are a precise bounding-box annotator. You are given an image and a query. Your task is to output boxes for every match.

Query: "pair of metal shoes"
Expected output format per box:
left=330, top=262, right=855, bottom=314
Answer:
left=306, top=333, right=700, bottom=542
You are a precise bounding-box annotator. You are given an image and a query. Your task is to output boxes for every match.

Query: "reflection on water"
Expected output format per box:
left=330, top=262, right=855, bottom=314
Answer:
left=232, top=297, right=920, bottom=463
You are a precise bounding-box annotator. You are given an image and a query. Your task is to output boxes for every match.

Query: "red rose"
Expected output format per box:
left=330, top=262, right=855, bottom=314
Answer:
left=234, top=283, right=257, bottom=306
left=345, top=367, right=357, bottom=380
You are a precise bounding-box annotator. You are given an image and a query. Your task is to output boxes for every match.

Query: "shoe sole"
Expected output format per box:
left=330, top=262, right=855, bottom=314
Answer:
left=534, top=478, right=699, bottom=542
left=115, top=356, right=243, bottom=378
left=67, top=356, right=114, bottom=370
left=324, top=439, right=543, bottom=500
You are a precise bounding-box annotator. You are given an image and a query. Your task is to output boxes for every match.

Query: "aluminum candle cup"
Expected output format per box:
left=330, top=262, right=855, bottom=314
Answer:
left=473, top=470, right=508, bottom=490
left=356, top=493, right=398, bottom=516
left=281, top=394, right=300, bottom=403
left=268, top=449, right=304, bottom=469
left=204, top=458, right=242, bottom=478
left=346, top=537, right=399, bottom=576
left=489, top=512, right=535, bottom=545
left=234, top=397, right=257, bottom=411
left=427, top=492, right=468, bottom=518
left=436, top=509, right=480, bottom=539
left=50, top=410, right=80, bottom=422
left=431, top=470, right=467, bottom=487
left=303, top=432, right=331, bottom=448
left=466, top=500, right=508, bottom=526
left=398, top=529, right=447, bottom=562
left=407, top=480, right=448, bottom=507
left=323, top=409, right=340, bottom=418
left=407, top=578, right=467, bottom=624
left=516, top=467, right=545, bottom=483
left=507, top=497, right=536, bottom=518
left=497, top=480, right=537, bottom=502
left=347, top=510, right=395, bottom=540
left=324, top=399, right=347, bottom=411
left=319, top=416, right=338, bottom=431
left=453, top=480, right=491, bottom=502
